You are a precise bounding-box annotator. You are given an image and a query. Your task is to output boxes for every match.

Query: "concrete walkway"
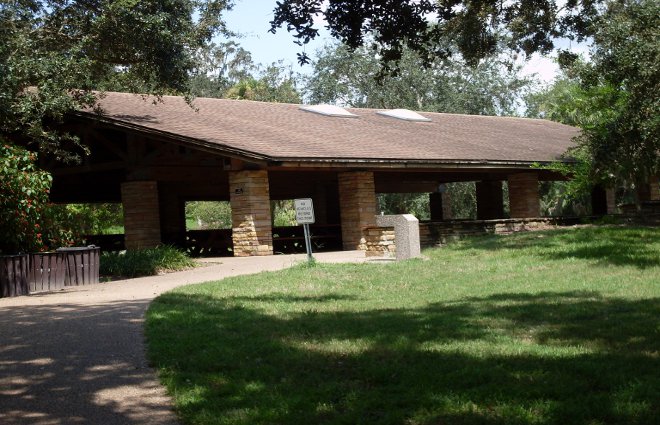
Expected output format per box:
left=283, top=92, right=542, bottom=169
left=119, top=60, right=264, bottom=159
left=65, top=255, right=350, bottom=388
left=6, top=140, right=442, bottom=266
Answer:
left=0, top=251, right=370, bottom=425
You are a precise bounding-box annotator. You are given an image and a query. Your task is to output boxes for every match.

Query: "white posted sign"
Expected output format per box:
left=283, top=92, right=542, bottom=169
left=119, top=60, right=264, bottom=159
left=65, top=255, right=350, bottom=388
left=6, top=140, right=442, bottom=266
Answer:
left=294, top=198, right=315, bottom=224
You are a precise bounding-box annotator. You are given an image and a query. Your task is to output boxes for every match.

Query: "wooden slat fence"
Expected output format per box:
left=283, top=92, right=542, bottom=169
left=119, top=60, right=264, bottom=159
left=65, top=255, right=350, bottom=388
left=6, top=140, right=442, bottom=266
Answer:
left=0, top=255, right=29, bottom=298
left=0, top=247, right=100, bottom=297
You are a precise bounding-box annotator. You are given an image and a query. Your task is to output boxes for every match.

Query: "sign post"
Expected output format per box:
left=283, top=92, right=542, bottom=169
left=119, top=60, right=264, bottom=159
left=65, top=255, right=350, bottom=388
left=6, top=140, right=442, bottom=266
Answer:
left=294, top=198, right=315, bottom=262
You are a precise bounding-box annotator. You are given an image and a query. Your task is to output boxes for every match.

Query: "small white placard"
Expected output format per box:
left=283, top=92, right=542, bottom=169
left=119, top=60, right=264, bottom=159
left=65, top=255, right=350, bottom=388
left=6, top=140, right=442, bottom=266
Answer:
left=294, top=198, right=315, bottom=224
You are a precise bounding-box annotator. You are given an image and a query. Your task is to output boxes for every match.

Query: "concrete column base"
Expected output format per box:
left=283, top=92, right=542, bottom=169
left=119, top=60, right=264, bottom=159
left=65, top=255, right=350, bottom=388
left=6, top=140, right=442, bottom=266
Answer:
left=375, top=214, right=421, bottom=260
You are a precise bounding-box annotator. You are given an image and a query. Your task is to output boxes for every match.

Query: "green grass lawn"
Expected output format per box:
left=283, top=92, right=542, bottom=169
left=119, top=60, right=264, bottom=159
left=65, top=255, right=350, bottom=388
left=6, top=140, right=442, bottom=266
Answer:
left=146, top=226, right=660, bottom=425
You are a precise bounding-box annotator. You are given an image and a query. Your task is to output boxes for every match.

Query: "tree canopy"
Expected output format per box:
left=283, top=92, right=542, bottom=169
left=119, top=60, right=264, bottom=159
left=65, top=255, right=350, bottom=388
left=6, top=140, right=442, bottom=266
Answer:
left=1, top=0, right=233, bottom=157
left=270, top=0, right=601, bottom=66
left=224, top=64, right=301, bottom=103
left=189, top=42, right=302, bottom=103
left=189, top=41, right=256, bottom=98
left=306, top=43, right=531, bottom=116
left=577, top=0, right=659, bottom=184
left=526, top=0, right=658, bottom=191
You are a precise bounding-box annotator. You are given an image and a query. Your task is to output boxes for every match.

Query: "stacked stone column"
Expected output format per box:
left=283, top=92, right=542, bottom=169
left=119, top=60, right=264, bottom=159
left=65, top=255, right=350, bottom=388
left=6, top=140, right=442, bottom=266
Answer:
left=338, top=171, right=377, bottom=250
left=638, top=176, right=660, bottom=202
left=651, top=176, right=660, bottom=201
left=229, top=170, right=273, bottom=256
left=508, top=172, right=540, bottom=218
left=441, top=191, right=452, bottom=220
left=605, top=188, right=617, bottom=214
left=121, top=181, right=161, bottom=250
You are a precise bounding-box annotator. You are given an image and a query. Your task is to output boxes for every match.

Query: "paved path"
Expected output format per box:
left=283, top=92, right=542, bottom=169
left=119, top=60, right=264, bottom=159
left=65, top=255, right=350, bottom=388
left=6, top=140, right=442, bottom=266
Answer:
left=0, top=251, right=369, bottom=425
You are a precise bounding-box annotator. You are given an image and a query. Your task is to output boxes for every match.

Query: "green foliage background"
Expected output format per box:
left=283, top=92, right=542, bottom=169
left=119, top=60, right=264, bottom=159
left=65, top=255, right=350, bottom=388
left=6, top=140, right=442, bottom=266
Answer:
left=186, top=201, right=232, bottom=229
left=185, top=201, right=298, bottom=230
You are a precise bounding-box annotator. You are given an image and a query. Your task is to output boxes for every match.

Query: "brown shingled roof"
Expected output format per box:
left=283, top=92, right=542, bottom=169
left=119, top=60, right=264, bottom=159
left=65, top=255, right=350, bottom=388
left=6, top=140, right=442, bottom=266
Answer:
left=81, top=91, right=579, bottom=165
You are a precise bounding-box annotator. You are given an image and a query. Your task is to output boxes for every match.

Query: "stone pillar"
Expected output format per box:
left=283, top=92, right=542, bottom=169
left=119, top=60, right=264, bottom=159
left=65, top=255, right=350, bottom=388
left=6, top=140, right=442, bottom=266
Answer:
left=338, top=171, right=377, bottom=250
left=651, top=176, right=660, bottom=201
left=121, top=181, right=161, bottom=250
left=441, top=191, right=452, bottom=220
left=229, top=170, right=273, bottom=256
left=638, top=176, right=660, bottom=202
left=429, top=192, right=445, bottom=221
left=508, top=173, right=540, bottom=218
left=476, top=181, right=504, bottom=220
left=605, top=188, right=617, bottom=214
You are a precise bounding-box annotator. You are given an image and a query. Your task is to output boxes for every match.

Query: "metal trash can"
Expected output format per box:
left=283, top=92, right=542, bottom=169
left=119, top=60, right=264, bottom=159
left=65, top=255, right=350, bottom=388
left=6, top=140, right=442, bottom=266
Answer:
left=28, top=251, right=67, bottom=293
left=56, top=246, right=101, bottom=286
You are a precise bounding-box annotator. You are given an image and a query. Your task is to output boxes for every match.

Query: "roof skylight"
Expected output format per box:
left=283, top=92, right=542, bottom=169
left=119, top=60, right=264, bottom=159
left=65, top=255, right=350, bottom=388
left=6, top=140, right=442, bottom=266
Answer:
left=299, top=104, right=358, bottom=118
left=376, top=109, right=431, bottom=122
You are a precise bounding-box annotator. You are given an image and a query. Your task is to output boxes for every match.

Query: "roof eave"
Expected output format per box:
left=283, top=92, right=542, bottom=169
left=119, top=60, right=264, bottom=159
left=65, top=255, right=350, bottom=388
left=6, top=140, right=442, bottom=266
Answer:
left=71, top=111, right=273, bottom=164
left=72, top=110, right=576, bottom=170
left=270, top=157, right=574, bottom=170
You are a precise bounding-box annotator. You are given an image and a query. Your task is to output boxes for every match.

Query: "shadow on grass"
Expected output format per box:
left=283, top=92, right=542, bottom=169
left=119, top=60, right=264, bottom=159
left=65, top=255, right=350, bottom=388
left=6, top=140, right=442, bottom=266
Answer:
left=146, top=290, right=660, bottom=425
left=450, top=226, right=660, bottom=269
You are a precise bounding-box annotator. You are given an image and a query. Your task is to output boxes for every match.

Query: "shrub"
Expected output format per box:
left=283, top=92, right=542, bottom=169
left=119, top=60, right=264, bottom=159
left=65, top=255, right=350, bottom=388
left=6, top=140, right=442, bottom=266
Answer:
left=0, top=142, right=52, bottom=254
left=100, top=246, right=195, bottom=278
